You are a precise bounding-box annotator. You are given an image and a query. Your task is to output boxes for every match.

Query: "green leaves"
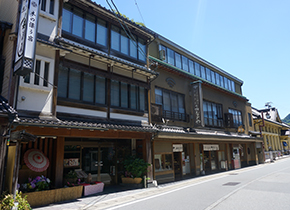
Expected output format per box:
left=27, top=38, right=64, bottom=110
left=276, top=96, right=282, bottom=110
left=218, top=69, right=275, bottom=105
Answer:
left=123, top=156, right=150, bottom=178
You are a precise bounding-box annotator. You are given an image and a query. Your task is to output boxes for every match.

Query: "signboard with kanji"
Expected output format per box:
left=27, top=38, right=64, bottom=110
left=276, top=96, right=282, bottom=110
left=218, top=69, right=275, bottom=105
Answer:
left=14, top=0, right=40, bottom=76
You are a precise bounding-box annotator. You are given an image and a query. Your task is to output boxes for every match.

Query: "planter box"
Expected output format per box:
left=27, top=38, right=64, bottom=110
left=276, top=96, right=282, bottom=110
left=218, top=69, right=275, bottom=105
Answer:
left=22, top=185, right=83, bottom=207
left=121, top=177, right=142, bottom=184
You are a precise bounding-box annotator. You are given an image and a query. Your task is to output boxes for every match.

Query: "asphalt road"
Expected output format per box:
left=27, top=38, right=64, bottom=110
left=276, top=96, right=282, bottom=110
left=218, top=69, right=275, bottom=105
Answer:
left=103, top=157, right=290, bottom=210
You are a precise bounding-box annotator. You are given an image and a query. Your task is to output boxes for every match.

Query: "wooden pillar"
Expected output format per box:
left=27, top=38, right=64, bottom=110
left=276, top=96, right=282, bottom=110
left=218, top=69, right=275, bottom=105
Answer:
left=54, top=137, right=64, bottom=188
left=97, top=146, right=101, bottom=182
left=107, top=65, right=111, bottom=121
left=12, top=141, right=21, bottom=195
left=145, top=133, right=153, bottom=182
left=246, top=143, right=249, bottom=165
left=52, top=50, right=60, bottom=117
left=226, top=143, right=231, bottom=170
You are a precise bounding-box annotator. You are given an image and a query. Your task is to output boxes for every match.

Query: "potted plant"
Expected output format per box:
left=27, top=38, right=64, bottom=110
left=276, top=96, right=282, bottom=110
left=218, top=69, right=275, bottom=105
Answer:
left=64, top=170, right=78, bottom=184
left=122, top=156, right=150, bottom=184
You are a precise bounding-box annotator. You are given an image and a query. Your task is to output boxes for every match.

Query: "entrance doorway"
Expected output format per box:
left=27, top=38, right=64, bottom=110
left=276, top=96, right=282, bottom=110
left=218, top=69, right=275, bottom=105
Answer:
left=174, top=152, right=182, bottom=180
left=203, top=151, right=218, bottom=174
left=232, top=147, right=241, bottom=169
left=82, top=146, right=115, bottom=184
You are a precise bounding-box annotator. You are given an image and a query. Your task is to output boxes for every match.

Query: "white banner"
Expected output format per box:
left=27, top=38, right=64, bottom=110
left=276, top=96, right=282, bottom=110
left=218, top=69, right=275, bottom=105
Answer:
left=203, top=144, right=219, bottom=151
left=14, top=0, right=40, bottom=76
left=24, top=0, right=40, bottom=59
left=173, top=144, right=183, bottom=152
left=15, top=0, right=29, bottom=64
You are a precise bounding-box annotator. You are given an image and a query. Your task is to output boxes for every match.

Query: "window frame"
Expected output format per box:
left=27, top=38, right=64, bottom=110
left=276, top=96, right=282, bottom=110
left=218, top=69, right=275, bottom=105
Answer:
left=203, top=100, right=223, bottom=127
left=21, top=55, right=54, bottom=91
left=229, top=108, right=243, bottom=128
left=155, top=87, right=186, bottom=122
left=40, top=0, right=57, bottom=20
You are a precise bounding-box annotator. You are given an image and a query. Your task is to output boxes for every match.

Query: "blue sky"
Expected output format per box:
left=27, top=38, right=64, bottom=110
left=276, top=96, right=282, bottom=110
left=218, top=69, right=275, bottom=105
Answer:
left=95, top=0, right=290, bottom=119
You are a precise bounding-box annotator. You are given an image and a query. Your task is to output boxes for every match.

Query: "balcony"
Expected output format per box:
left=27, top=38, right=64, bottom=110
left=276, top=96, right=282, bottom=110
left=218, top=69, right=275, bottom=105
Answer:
left=151, top=103, right=187, bottom=122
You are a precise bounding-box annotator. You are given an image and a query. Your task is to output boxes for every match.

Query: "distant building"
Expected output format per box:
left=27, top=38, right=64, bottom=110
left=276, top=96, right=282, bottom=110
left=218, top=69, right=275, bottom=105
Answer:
left=252, top=107, right=290, bottom=161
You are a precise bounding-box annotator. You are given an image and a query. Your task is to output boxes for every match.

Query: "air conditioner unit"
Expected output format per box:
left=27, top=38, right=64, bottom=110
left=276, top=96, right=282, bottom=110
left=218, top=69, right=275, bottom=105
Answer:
left=151, top=104, right=161, bottom=116
left=159, top=49, right=166, bottom=61
left=224, top=113, right=234, bottom=128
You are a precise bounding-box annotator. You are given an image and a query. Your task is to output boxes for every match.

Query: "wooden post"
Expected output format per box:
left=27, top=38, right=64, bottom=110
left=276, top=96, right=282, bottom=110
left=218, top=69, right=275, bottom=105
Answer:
left=145, top=134, right=153, bottom=182
left=54, top=137, right=64, bottom=188
left=11, top=141, right=21, bottom=195
left=97, top=146, right=101, bottom=182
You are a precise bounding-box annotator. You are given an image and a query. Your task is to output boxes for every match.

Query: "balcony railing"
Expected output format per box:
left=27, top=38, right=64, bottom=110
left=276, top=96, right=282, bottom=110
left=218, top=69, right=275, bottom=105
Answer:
left=163, top=110, right=186, bottom=121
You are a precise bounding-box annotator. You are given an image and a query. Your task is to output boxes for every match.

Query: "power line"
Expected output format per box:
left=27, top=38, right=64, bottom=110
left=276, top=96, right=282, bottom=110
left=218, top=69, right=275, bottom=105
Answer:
left=106, top=0, right=149, bottom=62
left=134, top=0, right=146, bottom=26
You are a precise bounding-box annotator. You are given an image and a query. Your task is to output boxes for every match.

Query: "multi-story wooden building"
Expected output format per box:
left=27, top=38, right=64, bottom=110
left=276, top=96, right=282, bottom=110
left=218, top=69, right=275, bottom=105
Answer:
left=149, top=35, right=263, bottom=183
left=4, top=0, right=159, bottom=191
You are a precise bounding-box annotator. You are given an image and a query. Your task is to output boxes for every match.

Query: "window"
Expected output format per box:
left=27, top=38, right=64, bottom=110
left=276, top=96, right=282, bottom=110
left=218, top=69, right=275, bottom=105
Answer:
left=62, top=3, right=108, bottom=47
left=195, top=62, right=201, bottom=77
left=96, top=19, right=107, bottom=46
left=203, top=100, right=223, bottom=127
left=206, top=68, right=211, bottom=82
left=167, top=48, right=175, bottom=66
left=229, top=108, right=243, bottom=127
left=200, top=65, right=206, bottom=79
left=121, top=82, right=128, bottom=108
left=188, top=60, right=194, bottom=74
left=211, top=70, right=216, bottom=84
left=22, top=56, right=53, bottom=90
left=109, top=25, right=145, bottom=62
left=72, top=8, right=83, bottom=38
left=159, top=44, right=239, bottom=93
left=111, top=81, right=147, bottom=111
left=155, top=87, right=186, bottom=121
left=231, top=80, right=235, bottom=92
left=85, top=14, right=95, bottom=42
left=182, top=55, right=188, bottom=71
left=138, top=38, right=146, bottom=62
left=154, top=153, right=173, bottom=172
left=175, top=53, right=181, bottom=69
left=83, top=72, right=94, bottom=102
left=58, top=66, right=106, bottom=104
left=111, top=25, right=120, bottom=51
left=41, top=0, right=55, bottom=15
left=111, top=80, right=120, bottom=106
left=248, top=113, right=252, bottom=127
left=215, top=72, right=220, bottom=86
left=121, top=30, right=129, bottom=55
left=95, top=76, right=106, bottom=104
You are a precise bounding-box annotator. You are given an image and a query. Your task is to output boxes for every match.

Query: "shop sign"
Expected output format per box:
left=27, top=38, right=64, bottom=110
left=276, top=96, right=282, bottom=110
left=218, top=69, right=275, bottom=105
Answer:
left=203, top=144, right=219, bottom=151
left=173, top=144, right=183, bottom=152
left=191, top=81, right=204, bottom=127
left=14, top=0, right=40, bottom=76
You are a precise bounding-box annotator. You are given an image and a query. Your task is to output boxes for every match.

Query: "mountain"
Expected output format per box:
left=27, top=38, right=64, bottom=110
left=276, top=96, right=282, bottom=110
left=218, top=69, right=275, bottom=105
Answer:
left=282, top=113, right=290, bottom=125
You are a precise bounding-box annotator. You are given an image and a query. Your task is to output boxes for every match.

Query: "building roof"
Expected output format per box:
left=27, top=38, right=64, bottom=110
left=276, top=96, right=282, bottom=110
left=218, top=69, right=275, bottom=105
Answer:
left=156, top=125, right=261, bottom=141
left=15, top=116, right=158, bottom=133
left=0, top=95, right=17, bottom=122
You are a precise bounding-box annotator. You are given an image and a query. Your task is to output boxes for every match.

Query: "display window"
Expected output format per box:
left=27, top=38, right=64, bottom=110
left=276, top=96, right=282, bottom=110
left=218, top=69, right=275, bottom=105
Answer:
left=154, top=153, right=173, bottom=172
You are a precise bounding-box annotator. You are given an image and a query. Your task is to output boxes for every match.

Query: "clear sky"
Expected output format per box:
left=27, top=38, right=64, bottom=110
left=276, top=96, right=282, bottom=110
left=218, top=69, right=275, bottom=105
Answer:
left=95, top=0, right=290, bottom=119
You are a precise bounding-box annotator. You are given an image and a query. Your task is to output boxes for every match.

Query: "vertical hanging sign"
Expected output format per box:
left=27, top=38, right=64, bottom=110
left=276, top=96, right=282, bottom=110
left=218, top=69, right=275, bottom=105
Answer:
left=191, top=81, right=204, bottom=127
left=14, top=0, right=40, bottom=76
